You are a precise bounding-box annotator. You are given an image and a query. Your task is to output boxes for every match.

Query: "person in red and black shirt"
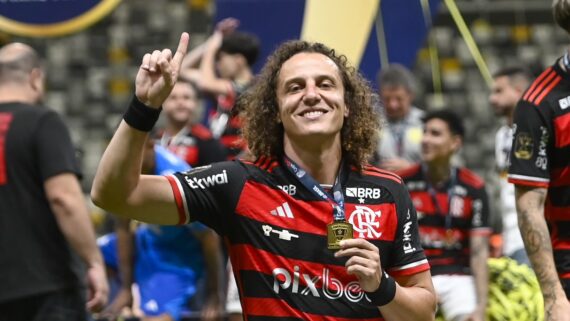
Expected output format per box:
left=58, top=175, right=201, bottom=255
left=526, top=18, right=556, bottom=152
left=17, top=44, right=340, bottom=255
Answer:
left=507, top=2, right=570, bottom=318
left=92, top=34, right=437, bottom=321
left=182, top=18, right=259, bottom=159
left=398, top=110, right=491, bottom=321
left=160, top=79, right=227, bottom=166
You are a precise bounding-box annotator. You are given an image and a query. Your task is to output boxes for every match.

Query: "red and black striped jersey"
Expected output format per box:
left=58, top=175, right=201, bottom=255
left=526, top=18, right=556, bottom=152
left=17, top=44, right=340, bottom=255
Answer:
left=398, top=164, right=492, bottom=276
left=159, top=124, right=228, bottom=167
left=508, top=59, right=570, bottom=297
left=166, top=159, right=429, bottom=320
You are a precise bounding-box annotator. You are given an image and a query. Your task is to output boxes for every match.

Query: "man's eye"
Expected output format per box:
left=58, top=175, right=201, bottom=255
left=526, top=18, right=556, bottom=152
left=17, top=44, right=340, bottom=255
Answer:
left=289, top=85, right=301, bottom=92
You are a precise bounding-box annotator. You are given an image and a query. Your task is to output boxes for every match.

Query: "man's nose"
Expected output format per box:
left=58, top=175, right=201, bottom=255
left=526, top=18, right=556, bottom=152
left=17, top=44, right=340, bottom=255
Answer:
left=386, top=99, right=399, bottom=109
left=303, top=84, right=320, bottom=104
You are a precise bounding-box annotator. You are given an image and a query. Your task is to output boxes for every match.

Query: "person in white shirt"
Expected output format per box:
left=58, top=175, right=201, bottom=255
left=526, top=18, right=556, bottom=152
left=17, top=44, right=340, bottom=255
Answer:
left=489, top=66, right=532, bottom=265
left=376, top=64, right=424, bottom=172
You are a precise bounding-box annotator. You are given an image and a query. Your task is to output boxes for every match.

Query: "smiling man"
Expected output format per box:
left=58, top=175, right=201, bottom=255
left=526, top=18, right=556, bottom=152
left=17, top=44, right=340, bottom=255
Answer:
left=92, top=34, right=436, bottom=321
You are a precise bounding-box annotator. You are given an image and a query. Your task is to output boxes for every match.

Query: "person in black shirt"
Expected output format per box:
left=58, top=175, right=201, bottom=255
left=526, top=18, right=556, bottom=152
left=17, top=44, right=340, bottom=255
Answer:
left=0, top=43, right=108, bottom=320
left=92, top=33, right=436, bottom=321
left=508, top=1, right=570, bottom=319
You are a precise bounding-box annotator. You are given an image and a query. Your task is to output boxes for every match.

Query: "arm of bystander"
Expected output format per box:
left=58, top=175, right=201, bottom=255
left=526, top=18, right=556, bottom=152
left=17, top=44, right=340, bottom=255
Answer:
left=46, top=173, right=109, bottom=312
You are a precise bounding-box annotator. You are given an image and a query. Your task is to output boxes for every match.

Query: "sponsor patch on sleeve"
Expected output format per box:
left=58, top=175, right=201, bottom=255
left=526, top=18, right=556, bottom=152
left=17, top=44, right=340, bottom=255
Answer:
left=513, top=132, right=533, bottom=160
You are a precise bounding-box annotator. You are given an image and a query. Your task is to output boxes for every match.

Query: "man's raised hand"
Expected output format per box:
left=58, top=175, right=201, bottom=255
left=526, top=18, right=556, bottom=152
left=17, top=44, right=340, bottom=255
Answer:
left=135, top=32, right=190, bottom=108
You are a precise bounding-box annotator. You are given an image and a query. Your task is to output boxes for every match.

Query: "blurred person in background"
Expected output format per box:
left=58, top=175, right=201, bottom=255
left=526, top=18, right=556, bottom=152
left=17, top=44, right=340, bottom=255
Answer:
left=180, top=19, right=258, bottom=320
left=508, top=1, right=570, bottom=319
left=398, top=110, right=490, bottom=321
left=488, top=66, right=532, bottom=266
left=99, top=140, right=223, bottom=321
left=0, top=43, right=108, bottom=320
left=375, top=64, right=424, bottom=172
left=159, top=78, right=238, bottom=320
left=181, top=18, right=259, bottom=159
left=159, top=78, right=228, bottom=166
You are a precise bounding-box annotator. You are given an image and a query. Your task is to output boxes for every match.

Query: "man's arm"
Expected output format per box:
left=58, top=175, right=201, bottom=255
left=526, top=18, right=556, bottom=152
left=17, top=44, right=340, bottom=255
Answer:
left=181, top=42, right=206, bottom=70
left=196, top=18, right=239, bottom=96
left=195, top=229, right=224, bottom=321
left=515, top=186, right=570, bottom=320
left=45, top=173, right=109, bottom=312
left=180, top=42, right=206, bottom=85
left=102, top=218, right=135, bottom=317
left=384, top=271, right=436, bottom=321
left=467, top=234, right=489, bottom=321
left=91, top=33, right=189, bottom=224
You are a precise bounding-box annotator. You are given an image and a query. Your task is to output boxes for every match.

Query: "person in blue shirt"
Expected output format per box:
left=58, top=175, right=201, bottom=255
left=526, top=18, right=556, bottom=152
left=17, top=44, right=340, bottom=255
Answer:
left=98, top=141, right=223, bottom=321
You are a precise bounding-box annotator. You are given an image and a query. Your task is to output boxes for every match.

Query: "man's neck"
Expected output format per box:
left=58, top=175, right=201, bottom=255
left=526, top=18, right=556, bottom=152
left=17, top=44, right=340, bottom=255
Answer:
left=506, top=114, right=514, bottom=126
left=165, top=121, right=187, bottom=137
left=425, top=159, right=452, bottom=187
left=283, top=136, right=342, bottom=185
left=506, top=106, right=516, bottom=126
left=0, top=87, right=36, bottom=104
left=234, top=68, right=253, bottom=85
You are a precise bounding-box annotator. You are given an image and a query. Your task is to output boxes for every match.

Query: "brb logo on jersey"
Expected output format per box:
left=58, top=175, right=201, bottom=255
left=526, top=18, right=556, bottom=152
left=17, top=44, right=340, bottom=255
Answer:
left=272, top=265, right=369, bottom=303
left=347, top=206, right=382, bottom=239
left=345, top=187, right=381, bottom=199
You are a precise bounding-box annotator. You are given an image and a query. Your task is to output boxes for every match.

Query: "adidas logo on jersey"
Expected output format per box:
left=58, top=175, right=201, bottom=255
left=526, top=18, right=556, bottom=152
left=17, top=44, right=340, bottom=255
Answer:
left=270, top=202, right=294, bottom=218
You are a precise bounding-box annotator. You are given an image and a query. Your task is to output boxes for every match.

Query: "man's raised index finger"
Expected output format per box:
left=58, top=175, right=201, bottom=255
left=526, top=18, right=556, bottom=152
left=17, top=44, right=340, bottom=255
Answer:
left=172, top=32, right=190, bottom=66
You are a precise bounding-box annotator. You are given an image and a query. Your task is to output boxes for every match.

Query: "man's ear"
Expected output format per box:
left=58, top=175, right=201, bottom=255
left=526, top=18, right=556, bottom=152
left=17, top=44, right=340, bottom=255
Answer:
left=29, top=68, right=43, bottom=92
left=451, top=135, right=463, bottom=152
left=344, top=105, right=350, bottom=117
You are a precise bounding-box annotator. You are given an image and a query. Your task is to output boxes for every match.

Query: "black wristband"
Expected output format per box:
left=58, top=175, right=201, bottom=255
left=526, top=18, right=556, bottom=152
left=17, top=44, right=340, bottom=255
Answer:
left=365, top=272, right=397, bottom=306
left=123, top=96, right=161, bottom=132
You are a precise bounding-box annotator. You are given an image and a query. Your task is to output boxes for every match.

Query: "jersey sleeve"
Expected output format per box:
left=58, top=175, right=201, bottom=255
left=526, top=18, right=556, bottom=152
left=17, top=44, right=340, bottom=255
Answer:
left=166, top=161, right=247, bottom=235
left=34, top=111, right=81, bottom=181
left=387, top=183, right=430, bottom=277
left=470, top=184, right=492, bottom=236
left=508, top=100, right=551, bottom=188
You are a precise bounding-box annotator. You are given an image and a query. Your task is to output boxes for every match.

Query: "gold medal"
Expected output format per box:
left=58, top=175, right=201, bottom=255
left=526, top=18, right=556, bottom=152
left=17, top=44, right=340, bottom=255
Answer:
left=327, top=221, right=353, bottom=250
left=445, top=229, right=455, bottom=246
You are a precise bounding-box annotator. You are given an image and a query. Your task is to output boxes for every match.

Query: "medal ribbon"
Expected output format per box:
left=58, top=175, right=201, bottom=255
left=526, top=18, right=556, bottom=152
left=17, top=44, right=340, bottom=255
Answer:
left=423, top=165, right=457, bottom=233
left=283, top=156, right=346, bottom=222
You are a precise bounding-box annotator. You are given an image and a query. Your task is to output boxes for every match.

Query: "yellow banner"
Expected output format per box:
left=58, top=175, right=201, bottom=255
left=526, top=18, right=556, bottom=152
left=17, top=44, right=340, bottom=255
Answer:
left=301, top=0, right=380, bottom=68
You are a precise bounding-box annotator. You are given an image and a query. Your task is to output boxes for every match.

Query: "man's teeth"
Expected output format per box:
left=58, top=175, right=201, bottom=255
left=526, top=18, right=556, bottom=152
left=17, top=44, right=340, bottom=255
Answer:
left=304, top=111, right=324, bottom=117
